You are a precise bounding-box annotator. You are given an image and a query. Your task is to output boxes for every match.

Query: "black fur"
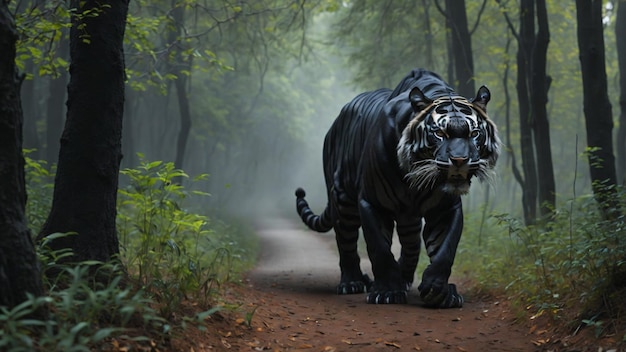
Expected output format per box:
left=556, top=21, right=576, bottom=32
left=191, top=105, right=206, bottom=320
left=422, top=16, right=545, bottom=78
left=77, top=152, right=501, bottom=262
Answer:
left=295, top=68, right=500, bottom=307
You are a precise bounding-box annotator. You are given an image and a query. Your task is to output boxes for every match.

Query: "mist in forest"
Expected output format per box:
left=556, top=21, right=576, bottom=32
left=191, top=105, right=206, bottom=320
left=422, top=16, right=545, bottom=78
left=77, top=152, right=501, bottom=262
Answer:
left=18, top=2, right=624, bottom=224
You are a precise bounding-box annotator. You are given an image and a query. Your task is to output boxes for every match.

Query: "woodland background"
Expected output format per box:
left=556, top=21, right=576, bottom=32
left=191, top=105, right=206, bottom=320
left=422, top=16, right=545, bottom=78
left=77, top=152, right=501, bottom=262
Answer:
left=0, top=0, right=625, bottom=350
left=12, top=0, right=626, bottom=218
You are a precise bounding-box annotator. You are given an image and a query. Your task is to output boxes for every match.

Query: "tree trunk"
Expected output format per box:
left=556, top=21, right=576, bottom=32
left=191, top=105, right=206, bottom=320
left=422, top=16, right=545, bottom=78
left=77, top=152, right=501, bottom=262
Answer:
left=616, top=0, right=626, bottom=184
left=45, top=33, right=69, bottom=166
left=445, top=0, right=475, bottom=97
left=170, top=1, right=192, bottom=172
left=530, top=0, right=555, bottom=218
left=517, top=0, right=538, bottom=224
left=174, top=73, right=191, bottom=171
left=0, top=1, right=44, bottom=308
left=37, top=0, right=129, bottom=264
left=421, top=0, right=434, bottom=70
left=575, top=0, right=621, bottom=218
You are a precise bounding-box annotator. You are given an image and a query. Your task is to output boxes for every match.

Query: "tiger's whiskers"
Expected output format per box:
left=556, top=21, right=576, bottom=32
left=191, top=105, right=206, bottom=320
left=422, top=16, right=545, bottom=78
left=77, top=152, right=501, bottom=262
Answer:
left=405, top=160, right=440, bottom=191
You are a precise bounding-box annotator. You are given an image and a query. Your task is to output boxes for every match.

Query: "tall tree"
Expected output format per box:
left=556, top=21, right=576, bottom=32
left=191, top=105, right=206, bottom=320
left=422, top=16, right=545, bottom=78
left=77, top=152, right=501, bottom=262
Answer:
left=576, top=0, right=620, bottom=218
left=499, top=0, right=555, bottom=224
left=0, top=0, right=43, bottom=308
left=616, top=0, right=626, bottom=184
left=529, top=0, right=554, bottom=220
left=37, top=0, right=129, bottom=264
left=515, top=1, right=537, bottom=224
left=421, top=0, right=435, bottom=69
left=168, top=0, right=192, bottom=171
left=438, top=0, right=477, bottom=97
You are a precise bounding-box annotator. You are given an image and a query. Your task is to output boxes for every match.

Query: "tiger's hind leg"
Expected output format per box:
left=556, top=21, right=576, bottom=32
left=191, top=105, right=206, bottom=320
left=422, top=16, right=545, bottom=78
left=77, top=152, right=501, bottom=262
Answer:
left=334, top=222, right=372, bottom=294
left=329, top=174, right=371, bottom=294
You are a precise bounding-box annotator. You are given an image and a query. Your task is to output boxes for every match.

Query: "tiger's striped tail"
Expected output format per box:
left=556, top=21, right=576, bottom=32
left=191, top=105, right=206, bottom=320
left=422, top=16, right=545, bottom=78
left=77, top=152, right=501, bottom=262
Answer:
left=295, top=188, right=333, bottom=233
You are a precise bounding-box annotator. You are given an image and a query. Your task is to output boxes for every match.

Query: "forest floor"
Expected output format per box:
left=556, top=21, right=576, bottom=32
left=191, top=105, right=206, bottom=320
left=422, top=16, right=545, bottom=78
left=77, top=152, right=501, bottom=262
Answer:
left=163, top=217, right=621, bottom=352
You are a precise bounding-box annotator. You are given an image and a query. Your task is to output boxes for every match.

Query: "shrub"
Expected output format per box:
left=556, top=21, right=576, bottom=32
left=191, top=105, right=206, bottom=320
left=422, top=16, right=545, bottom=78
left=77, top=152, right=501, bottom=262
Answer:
left=457, top=188, right=626, bottom=338
left=6, top=154, right=257, bottom=350
left=116, top=157, right=256, bottom=316
left=0, top=244, right=166, bottom=352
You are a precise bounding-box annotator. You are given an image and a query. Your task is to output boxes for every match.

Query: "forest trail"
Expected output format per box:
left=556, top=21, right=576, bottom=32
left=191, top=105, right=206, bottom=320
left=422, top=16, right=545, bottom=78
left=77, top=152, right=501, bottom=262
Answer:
left=208, top=217, right=539, bottom=352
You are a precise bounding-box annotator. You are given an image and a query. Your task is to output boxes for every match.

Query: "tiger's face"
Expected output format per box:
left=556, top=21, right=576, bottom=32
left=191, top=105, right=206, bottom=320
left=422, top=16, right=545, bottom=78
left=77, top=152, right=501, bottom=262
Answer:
left=397, top=86, right=500, bottom=196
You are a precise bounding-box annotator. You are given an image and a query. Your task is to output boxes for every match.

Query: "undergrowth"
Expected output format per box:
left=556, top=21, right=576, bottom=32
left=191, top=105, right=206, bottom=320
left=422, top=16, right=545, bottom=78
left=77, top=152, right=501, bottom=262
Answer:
left=457, top=188, right=626, bottom=342
left=117, top=157, right=257, bottom=317
left=0, top=155, right=257, bottom=351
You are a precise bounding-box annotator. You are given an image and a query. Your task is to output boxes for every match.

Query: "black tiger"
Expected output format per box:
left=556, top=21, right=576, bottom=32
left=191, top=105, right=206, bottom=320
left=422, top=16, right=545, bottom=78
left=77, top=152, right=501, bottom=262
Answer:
left=295, top=68, right=500, bottom=308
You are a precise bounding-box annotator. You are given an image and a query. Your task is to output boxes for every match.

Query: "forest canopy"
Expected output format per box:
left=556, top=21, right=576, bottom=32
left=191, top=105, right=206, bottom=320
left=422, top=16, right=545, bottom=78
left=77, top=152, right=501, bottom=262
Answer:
left=8, top=0, right=624, bottom=219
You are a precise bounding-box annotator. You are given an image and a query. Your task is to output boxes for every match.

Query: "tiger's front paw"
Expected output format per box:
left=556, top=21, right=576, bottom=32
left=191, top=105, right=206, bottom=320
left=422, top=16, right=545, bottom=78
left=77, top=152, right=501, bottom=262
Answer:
left=366, top=289, right=408, bottom=304
left=336, top=274, right=373, bottom=295
left=419, top=282, right=463, bottom=308
left=437, top=283, right=463, bottom=308
left=365, top=281, right=409, bottom=304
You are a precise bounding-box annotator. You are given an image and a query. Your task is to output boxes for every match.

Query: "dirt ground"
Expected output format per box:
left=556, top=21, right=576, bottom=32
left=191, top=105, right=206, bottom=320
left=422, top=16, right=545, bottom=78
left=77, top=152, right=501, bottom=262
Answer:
left=171, top=217, right=619, bottom=352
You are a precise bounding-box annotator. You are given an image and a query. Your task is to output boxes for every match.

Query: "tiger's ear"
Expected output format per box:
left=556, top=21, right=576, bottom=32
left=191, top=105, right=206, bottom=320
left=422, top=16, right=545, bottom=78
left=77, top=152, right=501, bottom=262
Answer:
left=409, top=87, right=432, bottom=112
left=472, top=85, right=491, bottom=112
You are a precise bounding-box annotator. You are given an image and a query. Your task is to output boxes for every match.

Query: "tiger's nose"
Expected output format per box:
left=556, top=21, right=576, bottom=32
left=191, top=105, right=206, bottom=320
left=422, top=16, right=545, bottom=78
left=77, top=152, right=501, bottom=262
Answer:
left=450, top=156, right=469, bottom=167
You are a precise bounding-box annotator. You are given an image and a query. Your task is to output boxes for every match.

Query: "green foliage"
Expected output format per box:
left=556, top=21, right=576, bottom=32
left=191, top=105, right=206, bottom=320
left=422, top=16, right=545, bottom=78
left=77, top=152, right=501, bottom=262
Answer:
left=458, top=189, right=626, bottom=335
left=24, top=152, right=54, bottom=232
left=0, top=244, right=167, bottom=352
left=329, top=0, right=448, bottom=89
left=7, top=155, right=257, bottom=350
left=117, top=156, right=256, bottom=317
left=11, top=0, right=70, bottom=79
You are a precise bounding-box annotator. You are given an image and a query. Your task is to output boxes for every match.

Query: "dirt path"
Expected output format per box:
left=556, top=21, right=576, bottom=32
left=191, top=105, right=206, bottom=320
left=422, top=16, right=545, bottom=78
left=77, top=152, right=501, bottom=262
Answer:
left=223, top=217, right=538, bottom=352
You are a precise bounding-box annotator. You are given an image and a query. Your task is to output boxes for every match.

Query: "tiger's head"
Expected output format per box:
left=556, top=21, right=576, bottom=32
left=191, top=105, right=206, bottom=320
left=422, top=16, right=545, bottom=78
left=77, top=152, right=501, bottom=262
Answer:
left=397, top=86, right=500, bottom=196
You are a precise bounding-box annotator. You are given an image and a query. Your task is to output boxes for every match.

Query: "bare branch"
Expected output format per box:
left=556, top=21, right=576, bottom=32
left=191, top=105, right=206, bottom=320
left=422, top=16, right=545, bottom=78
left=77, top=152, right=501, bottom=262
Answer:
left=469, top=0, right=487, bottom=35
left=495, top=0, right=520, bottom=41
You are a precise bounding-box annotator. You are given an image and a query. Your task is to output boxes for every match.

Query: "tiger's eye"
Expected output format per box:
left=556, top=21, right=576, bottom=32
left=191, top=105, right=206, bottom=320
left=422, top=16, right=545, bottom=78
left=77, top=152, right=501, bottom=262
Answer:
left=470, top=130, right=479, bottom=138
left=435, top=130, right=446, bottom=138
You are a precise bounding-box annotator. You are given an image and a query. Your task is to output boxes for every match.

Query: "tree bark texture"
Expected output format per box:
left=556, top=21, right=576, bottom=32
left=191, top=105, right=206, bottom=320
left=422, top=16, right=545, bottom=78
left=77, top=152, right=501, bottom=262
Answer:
left=122, top=87, right=136, bottom=169
left=421, top=0, right=434, bottom=70
left=170, top=1, right=192, bottom=172
left=576, top=0, right=620, bottom=218
left=517, top=0, right=538, bottom=225
left=530, top=0, right=555, bottom=218
left=616, top=0, right=626, bottom=184
left=0, top=1, right=44, bottom=308
left=37, top=0, right=130, bottom=263
left=444, top=0, right=475, bottom=98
